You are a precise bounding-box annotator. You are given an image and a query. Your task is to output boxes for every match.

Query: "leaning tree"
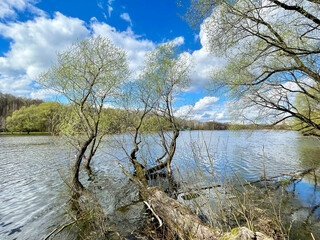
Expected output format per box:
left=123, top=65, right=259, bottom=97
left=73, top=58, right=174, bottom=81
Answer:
left=39, top=36, right=129, bottom=191
left=183, top=0, right=320, bottom=135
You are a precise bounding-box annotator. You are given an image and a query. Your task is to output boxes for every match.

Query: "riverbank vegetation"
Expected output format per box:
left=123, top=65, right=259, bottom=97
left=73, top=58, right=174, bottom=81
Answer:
left=3, top=102, right=291, bottom=135
left=0, top=92, right=43, bottom=132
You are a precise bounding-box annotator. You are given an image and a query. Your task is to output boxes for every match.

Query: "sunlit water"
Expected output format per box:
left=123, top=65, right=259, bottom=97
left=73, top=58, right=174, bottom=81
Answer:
left=0, top=130, right=320, bottom=239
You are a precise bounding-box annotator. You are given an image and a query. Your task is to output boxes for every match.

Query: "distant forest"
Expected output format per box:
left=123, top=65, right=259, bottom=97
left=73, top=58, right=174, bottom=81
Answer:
left=0, top=92, right=290, bottom=133
left=0, top=92, right=43, bottom=131
left=180, top=120, right=290, bottom=131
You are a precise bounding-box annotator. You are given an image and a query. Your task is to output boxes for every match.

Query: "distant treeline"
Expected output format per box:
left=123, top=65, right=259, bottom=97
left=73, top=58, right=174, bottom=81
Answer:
left=180, top=120, right=229, bottom=130
left=179, top=120, right=291, bottom=131
left=4, top=102, right=291, bottom=134
left=1, top=94, right=291, bottom=134
left=0, top=92, right=43, bottom=131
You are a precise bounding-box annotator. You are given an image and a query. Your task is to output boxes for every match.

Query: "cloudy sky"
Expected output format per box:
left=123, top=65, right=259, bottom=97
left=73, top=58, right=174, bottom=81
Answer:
left=0, top=0, right=229, bottom=122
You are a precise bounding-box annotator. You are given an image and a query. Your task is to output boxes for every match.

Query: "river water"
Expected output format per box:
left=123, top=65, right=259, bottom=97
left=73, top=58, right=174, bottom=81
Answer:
left=0, top=130, right=320, bottom=239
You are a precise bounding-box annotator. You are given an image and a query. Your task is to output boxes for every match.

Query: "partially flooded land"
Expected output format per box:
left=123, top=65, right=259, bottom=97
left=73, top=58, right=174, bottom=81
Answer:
left=0, top=130, right=319, bottom=239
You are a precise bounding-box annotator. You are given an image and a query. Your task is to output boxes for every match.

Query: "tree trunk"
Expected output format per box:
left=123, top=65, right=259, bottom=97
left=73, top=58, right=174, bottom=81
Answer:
left=141, top=186, right=221, bottom=239
left=84, top=137, right=96, bottom=170
left=142, top=186, right=272, bottom=240
left=117, top=162, right=272, bottom=240
left=145, top=129, right=179, bottom=177
left=73, top=137, right=94, bottom=191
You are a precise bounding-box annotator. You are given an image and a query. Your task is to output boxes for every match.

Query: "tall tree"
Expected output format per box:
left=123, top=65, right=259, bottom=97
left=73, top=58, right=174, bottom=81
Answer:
left=123, top=43, right=190, bottom=182
left=38, top=36, right=129, bottom=191
left=183, top=0, right=320, bottom=135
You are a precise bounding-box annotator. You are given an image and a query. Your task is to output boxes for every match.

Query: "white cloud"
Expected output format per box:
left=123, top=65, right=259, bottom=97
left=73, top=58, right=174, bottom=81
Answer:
left=0, top=12, right=89, bottom=78
left=0, top=12, right=89, bottom=96
left=175, top=104, right=193, bottom=118
left=175, top=96, right=229, bottom=122
left=172, top=36, right=184, bottom=46
left=235, top=77, right=317, bottom=124
left=0, top=11, right=159, bottom=97
left=97, top=0, right=114, bottom=18
left=0, top=3, right=222, bottom=100
left=30, top=89, right=58, bottom=100
left=0, top=0, right=45, bottom=19
left=103, top=103, right=116, bottom=109
left=186, top=21, right=226, bottom=92
left=120, top=12, right=132, bottom=26
left=194, top=96, right=219, bottom=111
left=227, top=78, right=316, bottom=124
left=91, top=22, right=155, bottom=76
left=0, top=74, right=33, bottom=95
left=108, top=6, right=113, bottom=17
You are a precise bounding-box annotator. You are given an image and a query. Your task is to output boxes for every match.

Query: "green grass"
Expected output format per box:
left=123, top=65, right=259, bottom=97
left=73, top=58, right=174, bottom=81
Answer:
left=0, top=132, right=51, bottom=136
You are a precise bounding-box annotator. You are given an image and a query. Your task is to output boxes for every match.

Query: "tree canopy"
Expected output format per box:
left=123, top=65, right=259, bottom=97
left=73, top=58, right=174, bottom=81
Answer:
left=38, top=36, right=129, bottom=190
left=0, top=92, right=43, bottom=131
left=123, top=43, right=191, bottom=180
left=184, top=0, right=320, bottom=136
left=6, top=101, right=61, bottom=134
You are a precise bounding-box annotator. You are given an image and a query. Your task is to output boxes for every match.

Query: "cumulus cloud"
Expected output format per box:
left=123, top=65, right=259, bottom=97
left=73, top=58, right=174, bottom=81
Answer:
left=172, top=36, right=184, bottom=46
left=0, top=12, right=89, bottom=96
left=30, top=89, right=58, bottom=100
left=0, top=0, right=45, bottom=19
left=0, top=1, right=223, bottom=101
left=0, top=11, right=160, bottom=97
left=175, top=96, right=229, bottom=122
left=0, top=12, right=89, bottom=78
left=194, top=96, right=219, bottom=111
left=186, top=22, right=225, bottom=92
left=235, top=77, right=317, bottom=124
left=0, top=74, right=33, bottom=95
left=92, top=22, right=155, bottom=76
left=120, top=12, right=132, bottom=26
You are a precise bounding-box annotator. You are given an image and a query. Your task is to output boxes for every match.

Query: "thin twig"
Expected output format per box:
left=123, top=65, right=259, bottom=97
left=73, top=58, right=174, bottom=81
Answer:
left=42, top=219, right=76, bottom=240
left=144, top=201, right=163, bottom=227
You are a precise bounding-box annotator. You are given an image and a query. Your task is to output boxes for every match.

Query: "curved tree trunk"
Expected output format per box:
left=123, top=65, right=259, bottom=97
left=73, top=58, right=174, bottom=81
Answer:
left=73, top=137, right=94, bottom=191
left=84, top=137, right=96, bottom=170
left=145, top=129, right=179, bottom=176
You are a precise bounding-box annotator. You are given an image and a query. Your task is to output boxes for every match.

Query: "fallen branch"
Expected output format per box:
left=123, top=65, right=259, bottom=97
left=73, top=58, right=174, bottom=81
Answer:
left=116, top=161, right=272, bottom=240
left=144, top=201, right=163, bottom=227
left=250, top=168, right=315, bottom=184
left=42, top=219, right=77, bottom=240
left=178, top=168, right=315, bottom=194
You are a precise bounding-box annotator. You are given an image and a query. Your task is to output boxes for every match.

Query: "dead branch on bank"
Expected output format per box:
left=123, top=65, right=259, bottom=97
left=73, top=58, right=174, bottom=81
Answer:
left=42, top=219, right=77, bottom=240
left=178, top=168, right=315, bottom=194
left=116, top=162, right=272, bottom=240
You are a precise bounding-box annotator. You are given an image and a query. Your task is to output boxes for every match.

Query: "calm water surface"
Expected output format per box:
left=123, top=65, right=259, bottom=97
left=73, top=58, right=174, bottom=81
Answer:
left=0, top=130, right=320, bottom=239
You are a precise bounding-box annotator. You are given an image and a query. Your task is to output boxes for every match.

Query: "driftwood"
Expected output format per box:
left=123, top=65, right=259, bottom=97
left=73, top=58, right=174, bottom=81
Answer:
left=179, top=168, right=315, bottom=194
left=250, top=168, right=314, bottom=184
left=116, top=162, right=272, bottom=240
left=42, top=219, right=77, bottom=240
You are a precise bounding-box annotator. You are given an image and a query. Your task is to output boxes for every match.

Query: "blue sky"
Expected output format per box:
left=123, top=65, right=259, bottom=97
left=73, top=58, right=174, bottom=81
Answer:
left=0, top=0, right=229, bottom=122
